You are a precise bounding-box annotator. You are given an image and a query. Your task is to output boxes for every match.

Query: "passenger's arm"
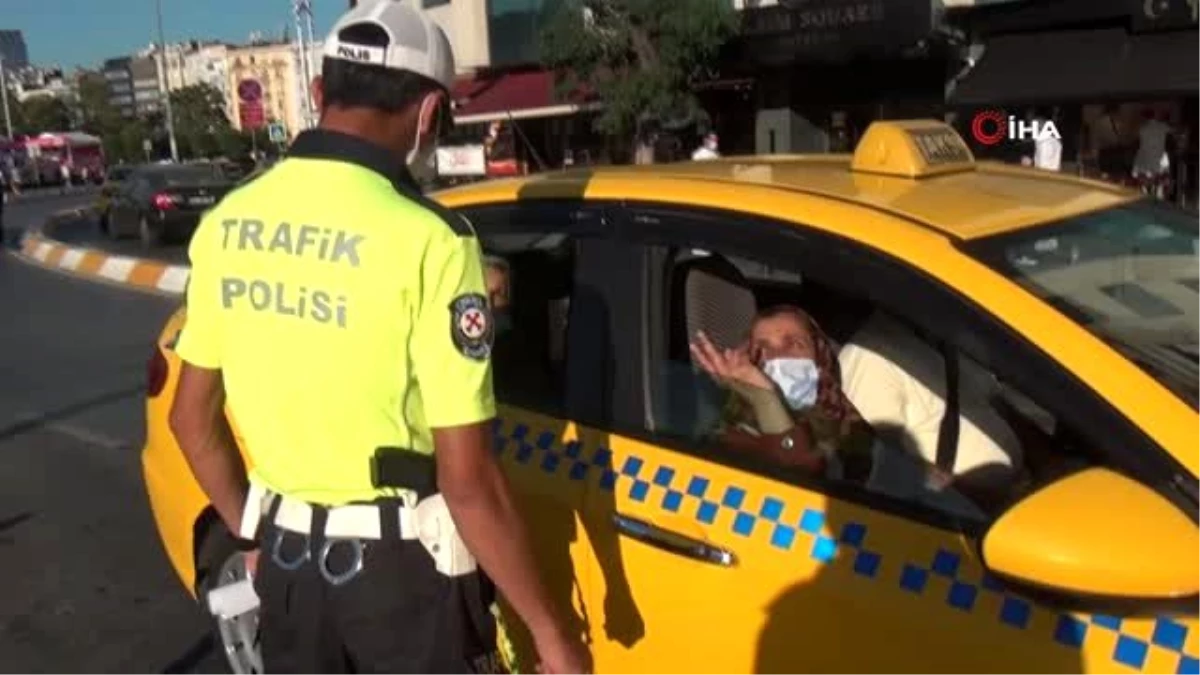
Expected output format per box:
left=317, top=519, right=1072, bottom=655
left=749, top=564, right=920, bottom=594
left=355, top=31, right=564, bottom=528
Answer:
left=412, top=230, right=577, bottom=657
left=170, top=214, right=248, bottom=535
left=720, top=388, right=825, bottom=473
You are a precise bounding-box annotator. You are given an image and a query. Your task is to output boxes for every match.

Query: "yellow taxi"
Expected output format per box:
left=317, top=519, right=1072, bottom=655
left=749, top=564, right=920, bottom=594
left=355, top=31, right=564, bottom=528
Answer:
left=142, top=120, right=1199, bottom=674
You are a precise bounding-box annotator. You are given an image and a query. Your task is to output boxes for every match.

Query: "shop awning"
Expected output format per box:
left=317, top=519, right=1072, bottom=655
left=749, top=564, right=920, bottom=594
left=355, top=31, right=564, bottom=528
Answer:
left=950, top=28, right=1199, bottom=105
left=451, top=70, right=599, bottom=125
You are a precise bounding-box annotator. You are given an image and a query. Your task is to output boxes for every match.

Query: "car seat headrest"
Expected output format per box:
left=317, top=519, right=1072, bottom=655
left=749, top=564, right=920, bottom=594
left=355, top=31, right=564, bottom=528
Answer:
left=679, top=254, right=758, bottom=353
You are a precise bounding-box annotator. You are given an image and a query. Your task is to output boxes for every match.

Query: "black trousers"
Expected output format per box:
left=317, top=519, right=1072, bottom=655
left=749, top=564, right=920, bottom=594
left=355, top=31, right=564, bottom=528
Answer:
left=254, top=503, right=505, bottom=674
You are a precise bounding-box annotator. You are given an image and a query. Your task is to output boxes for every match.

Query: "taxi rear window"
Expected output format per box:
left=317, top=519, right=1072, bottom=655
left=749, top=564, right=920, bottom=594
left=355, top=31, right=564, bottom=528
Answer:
left=964, top=199, right=1199, bottom=409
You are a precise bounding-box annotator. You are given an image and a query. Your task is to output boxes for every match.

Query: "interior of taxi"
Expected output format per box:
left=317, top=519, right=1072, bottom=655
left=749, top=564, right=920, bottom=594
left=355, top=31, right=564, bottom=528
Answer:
left=653, top=246, right=1093, bottom=522
left=472, top=219, right=1171, bottom=526
left=479, top=232, right=575, bottom=414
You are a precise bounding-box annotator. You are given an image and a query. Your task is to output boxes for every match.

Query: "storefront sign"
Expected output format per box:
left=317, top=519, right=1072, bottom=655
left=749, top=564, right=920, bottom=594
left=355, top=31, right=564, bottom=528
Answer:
left=1130, top=0, right=1198, bottom=32
left=436, top=145, right=487, bottom=177
left=739, top=0, right=930, bottom=63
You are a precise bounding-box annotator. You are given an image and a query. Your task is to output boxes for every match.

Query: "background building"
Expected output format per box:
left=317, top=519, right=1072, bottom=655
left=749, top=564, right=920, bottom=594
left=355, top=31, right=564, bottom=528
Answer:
left=226, top=41, right=302, bottom=137
left=183, top=43, right=233, bottom=118
left=130, top=53, right=163, bottom=117
left=10, top=67, right=74, bottom=104
left=102, top=57, right=136, bottom=118
left=420, top=0, right=491, bottom=72
left=0, top=29, right=29, bottom=68
left=155, top=42, right=189, bottom=92
left=103, top=54, right=163, bottom=119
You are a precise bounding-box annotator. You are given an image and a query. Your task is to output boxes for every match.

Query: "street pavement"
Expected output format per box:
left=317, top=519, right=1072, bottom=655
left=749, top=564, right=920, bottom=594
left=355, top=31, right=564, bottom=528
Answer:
left=0, top=195, right=226, bottom=673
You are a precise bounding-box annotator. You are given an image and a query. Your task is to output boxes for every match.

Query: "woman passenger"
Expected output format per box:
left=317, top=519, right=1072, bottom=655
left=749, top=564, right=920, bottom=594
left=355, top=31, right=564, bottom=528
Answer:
left=690, top=305, right=874, bottom=480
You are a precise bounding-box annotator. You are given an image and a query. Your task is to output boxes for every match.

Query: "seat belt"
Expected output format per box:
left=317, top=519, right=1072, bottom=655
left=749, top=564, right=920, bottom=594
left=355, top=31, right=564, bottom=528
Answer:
left=935, top=344, right=961, bottom=474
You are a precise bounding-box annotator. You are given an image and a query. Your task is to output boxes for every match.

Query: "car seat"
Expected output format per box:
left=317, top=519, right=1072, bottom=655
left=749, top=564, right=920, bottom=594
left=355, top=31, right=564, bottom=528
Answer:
left=657, top=252, right=759, bottom=440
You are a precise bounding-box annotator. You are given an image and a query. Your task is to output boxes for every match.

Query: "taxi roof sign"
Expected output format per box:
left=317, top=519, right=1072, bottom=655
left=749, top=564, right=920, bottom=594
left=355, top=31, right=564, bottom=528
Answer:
left=850, top=120, right=976, bottom=179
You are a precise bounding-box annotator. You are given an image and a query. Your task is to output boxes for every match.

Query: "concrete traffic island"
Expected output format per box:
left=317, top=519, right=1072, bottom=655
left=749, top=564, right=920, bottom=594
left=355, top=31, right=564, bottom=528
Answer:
left=17, top=209, right=190, bottom=296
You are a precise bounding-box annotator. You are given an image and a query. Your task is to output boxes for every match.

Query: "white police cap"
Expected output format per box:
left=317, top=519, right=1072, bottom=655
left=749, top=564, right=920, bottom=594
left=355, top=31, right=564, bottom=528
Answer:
left=322, top=0, right=456, bottom=92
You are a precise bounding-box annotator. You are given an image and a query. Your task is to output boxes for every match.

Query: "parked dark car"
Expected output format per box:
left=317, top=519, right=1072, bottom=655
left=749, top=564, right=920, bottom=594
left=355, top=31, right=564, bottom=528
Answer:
left=102, top=163, right=233, bottom=248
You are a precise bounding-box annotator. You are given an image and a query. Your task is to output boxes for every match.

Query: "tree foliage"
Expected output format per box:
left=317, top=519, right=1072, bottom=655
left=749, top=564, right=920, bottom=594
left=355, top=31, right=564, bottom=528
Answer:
left=540, top=0, right=736, bottom=144
left=169, top=83, right=243, bottom=159
left=12, top=96, right=72, bottom=135
left=75, top=72, right=123, bottom=136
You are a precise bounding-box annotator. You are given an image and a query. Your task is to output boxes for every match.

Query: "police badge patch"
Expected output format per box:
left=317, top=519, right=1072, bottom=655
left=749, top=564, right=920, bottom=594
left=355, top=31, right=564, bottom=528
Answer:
left=450, top=293, right=494, bottom=361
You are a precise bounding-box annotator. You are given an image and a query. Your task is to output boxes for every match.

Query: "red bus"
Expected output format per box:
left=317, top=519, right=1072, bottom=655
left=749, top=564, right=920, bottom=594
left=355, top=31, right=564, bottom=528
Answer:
left=29, top=132, right=106, bottom=184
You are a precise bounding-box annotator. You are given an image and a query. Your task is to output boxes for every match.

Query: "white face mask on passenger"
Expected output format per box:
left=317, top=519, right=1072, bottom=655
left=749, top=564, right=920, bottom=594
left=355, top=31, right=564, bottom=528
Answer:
left=761, top=357, right=820, bottom=410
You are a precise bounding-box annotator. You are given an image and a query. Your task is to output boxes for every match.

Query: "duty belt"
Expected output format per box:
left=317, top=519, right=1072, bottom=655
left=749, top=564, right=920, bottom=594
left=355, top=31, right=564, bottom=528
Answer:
left=240, top=481, right=478, bottom=584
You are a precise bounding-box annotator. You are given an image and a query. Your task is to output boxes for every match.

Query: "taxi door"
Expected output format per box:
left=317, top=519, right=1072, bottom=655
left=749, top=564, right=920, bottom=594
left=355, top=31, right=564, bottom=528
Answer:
left=576, top=428, right=1050, bottom=674
left=566, top=205, right=1183, bottom=674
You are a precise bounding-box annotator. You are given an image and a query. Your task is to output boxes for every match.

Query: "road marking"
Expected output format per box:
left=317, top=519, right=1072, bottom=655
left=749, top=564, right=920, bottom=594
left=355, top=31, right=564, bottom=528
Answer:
left=3, top=410, right=130, bottom=450
left=157, top=266, right=190, bottom=294
left=58, top=248, right=84, bottom=270
left=45, top=422, right=130, bottom=451
left=98, top=256, right=137, bottom=282
left=33, top=241, right=52, bottom=261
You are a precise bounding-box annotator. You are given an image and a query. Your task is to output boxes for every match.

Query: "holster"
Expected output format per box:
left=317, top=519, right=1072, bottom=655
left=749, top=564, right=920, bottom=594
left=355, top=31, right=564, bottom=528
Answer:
left=404, top=493, right=478, bottom=578
left=372, top=446, right=477, bottom=578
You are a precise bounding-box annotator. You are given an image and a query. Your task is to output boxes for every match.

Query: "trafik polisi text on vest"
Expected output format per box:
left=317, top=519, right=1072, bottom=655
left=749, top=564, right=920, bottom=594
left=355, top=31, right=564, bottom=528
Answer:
left=217, top=218, right=363, bottom=328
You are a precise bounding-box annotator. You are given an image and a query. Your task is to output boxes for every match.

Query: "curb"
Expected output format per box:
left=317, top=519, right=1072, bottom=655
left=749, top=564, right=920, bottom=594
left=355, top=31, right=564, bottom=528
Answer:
left=16, top=210, right=190, bottom=296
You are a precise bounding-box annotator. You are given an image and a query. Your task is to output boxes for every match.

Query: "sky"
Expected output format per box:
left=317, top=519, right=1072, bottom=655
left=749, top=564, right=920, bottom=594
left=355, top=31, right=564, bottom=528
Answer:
left=4, top=0, right=348, bottom=71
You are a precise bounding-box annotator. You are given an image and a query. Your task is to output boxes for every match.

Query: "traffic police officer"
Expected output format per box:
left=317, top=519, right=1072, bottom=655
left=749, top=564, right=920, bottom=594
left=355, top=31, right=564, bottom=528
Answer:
left=169, top=2, right=590, bottom=672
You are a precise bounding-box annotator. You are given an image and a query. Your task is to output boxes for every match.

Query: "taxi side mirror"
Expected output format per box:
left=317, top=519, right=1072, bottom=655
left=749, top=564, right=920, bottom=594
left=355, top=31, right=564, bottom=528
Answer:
left=982, top=467, right=1198, bottom=601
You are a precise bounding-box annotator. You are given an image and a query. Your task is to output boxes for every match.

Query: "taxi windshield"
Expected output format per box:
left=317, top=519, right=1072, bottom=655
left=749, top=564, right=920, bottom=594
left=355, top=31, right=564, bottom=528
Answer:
left=964, top=199, right=1199, bottom=410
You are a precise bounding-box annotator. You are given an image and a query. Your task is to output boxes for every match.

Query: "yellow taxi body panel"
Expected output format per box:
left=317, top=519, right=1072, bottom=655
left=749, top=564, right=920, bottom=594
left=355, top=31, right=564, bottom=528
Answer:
left=143, top=120, right=1197, bottom=673
left=142, top=308, right=199, bottom=591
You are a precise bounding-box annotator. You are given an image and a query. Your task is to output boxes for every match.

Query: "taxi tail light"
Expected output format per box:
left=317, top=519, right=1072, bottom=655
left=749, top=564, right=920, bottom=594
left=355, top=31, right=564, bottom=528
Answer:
left=147, top=345, right=169, bottom=398
left=152, top=192, right=179, bottom=210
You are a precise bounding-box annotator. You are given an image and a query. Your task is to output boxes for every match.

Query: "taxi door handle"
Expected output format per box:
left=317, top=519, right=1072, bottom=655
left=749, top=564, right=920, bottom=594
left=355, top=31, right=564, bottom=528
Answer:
left=612, top=513, right=737, bottom=568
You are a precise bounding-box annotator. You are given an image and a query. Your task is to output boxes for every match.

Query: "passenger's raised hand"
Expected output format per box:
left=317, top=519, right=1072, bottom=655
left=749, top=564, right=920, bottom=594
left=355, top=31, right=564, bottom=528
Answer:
left=690, top=331, right=774, bottom=395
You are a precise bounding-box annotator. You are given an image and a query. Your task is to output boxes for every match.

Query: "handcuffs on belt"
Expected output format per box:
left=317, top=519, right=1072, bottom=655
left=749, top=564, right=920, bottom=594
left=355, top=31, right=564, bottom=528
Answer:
left=268, top=530, right=365, bottom=586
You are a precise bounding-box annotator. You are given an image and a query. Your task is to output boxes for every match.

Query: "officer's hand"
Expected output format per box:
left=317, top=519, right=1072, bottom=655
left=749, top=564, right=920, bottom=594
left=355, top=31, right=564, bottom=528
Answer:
left=534, top=630, right=592, bottom=674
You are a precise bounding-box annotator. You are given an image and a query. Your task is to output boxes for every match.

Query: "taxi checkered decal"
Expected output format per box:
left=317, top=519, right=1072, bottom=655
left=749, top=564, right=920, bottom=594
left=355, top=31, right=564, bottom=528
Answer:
left=493, top=418, right=1199, bottom=674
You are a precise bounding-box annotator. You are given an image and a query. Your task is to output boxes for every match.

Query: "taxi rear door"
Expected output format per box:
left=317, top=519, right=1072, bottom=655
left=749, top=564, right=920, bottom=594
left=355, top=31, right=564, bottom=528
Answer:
left=457, top=200, right=613, bottom=670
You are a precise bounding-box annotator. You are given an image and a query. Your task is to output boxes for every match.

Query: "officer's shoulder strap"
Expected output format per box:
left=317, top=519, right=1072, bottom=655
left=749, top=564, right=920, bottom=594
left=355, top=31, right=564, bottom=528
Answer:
left=394, top=184, right=477, bottom=239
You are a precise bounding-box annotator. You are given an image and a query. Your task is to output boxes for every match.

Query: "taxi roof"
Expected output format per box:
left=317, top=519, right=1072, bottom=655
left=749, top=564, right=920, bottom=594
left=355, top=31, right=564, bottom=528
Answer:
left=443, top=121, right=1137, bottom=241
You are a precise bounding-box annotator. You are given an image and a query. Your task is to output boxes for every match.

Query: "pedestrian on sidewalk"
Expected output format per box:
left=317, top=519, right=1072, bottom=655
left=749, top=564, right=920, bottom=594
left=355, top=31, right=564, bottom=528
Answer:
left=692, top=132, right=721, bottom=161
left=1032, top=107, right=1063, bottom=172
left=169, top=1, right=591, bottom=673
